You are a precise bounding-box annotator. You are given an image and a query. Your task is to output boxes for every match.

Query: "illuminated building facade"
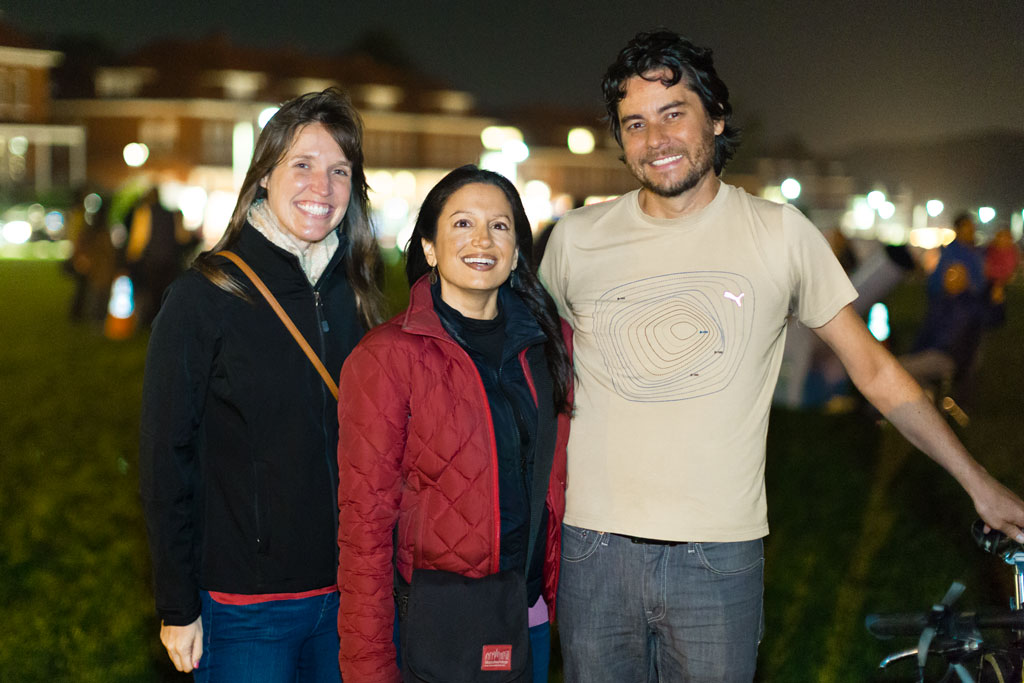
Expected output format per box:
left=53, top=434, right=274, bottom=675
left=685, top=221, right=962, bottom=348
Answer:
left=0, top=23, right=86, bottom=197
left=45, top=34, right=637, bottom=245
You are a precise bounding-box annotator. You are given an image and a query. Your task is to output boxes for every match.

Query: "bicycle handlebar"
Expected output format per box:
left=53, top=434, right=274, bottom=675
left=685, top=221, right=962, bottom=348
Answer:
left=867, top=609, right=1024, bottom=639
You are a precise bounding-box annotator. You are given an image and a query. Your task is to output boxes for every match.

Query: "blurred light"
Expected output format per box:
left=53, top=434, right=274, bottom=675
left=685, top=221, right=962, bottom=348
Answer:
left=501, top=139, right=530, bottom=163
left=28, top=204, right=45, bottom=225
left=84, top=193, right=103, bottom=213
left=909, top=227, right=956, bottom=249
left=760, top=186, right=785, bottom=204
left=481, top=126, right=523, bottom=151
left=524, top=180, right=552, bottom=203
left=108, top=275, right=134, bottom=319
left=876, top=221, right=907, bottom=246
left=584, top=195, right=617, bottom=205
left=868, top=303, right=890, bottom=342
left=551, top=193, right=574, bottom=218
left=8, top=136, right=28, bottom=156
left=383, top=197, right=409, bottom=222
left=395, top=218, right=416, bottom=253
left=523, top=180, right=553, bottom=227
left=32, top=241, right=55, bottom=259
left=1, top=220, right=31, bottom=244
left=978, top=206, right=996, bottom=224
left=257, top=107, right=279, bottom=129
left=123, top=142, right=149, bottom=167
left=394, top=171, right=417, bottom=198
left=780, top=178, right=801, bottom=201
left=926, top=199, right=944, bottom=217
left=911, top=204, right=928, bottom=229
left=202, top=191, right=238, bottom=249
left=110, top=223, right=127, bottom=249
left=878, top=201, right=896, bottom=220
left=866, top=190, right=886, bottom=210
left=44, top=211, right=64, bottom=235
left=853, top=200, right=875, bottom=230
left=369, top=170, right=395, bottom=197
left=8, top=155, right=25, bottom=179
left=479, top=150, right=517, bottom=183
left=232, top=122, right=254, bottom=189
left=567, top=128, right=595, bottom=155
left=178, top=186, right=208, bottom=231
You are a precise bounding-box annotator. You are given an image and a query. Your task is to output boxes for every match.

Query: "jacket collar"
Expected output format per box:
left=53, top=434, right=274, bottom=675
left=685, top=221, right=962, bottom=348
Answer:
left=401, top=275, right=546, bottom=353
left=401, top=275, right=449, bottom=339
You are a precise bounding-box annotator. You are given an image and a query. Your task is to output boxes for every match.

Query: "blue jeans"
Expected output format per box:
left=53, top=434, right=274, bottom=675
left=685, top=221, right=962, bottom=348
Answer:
left=194, top=590, right=342, bottom=683
left=557, top=525, right=763, bottom=683
left=530, top=620, right=551, bottom=682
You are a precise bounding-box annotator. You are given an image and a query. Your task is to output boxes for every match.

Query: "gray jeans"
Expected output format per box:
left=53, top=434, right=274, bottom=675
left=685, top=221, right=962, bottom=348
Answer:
left=558, top=524, right=764, bottom=682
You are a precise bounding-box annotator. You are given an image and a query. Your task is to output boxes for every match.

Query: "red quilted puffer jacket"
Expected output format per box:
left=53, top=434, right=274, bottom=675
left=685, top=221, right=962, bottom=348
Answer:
left=336, top=276, right=571, bottom=683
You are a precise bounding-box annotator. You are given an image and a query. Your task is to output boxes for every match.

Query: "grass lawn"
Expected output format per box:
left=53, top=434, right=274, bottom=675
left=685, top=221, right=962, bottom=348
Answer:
left=1, top=258, right=1022, bottom=681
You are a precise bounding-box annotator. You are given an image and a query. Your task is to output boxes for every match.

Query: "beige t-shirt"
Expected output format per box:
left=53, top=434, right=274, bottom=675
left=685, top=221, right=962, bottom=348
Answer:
left=539, top=183, right=857, bottom=542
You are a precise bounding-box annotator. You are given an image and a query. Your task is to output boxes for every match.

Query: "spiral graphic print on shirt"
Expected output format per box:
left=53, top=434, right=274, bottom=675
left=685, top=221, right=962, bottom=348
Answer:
left=593, top=271, right=754, bottom=402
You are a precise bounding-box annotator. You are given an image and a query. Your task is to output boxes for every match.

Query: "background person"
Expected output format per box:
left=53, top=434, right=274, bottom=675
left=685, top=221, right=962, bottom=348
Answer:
left=66, top=191, right=116, bottom=324
left=139, top=88, right=384, bottom=681
left=905, top=213, right=989, bottom=401
left=336, top=165, right=572, bottom=682
left=122, top=186, right=196, bottom=326
left=984, top=225, right=1019, bottom=327
left=539, top=30, right=1024, bottom=682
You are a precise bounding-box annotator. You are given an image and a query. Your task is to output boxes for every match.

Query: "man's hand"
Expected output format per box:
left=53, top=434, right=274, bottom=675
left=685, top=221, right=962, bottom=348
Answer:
left=967, top=470, right=1024, bottom=544
left=160, top=616, right=203, bottom=673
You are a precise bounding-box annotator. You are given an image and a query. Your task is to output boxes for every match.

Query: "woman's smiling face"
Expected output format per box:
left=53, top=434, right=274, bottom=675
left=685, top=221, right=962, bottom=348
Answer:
left=259, top=123, right=351, bottom=247
left=422, top=182, right=519, bottom=319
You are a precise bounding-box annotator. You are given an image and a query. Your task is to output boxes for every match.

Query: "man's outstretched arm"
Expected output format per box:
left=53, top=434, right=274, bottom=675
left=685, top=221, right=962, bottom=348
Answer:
left=812, top=304, right=1024, bottom=541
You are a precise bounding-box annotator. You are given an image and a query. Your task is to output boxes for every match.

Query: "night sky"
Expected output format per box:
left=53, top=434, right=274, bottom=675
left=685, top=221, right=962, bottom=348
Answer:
left=3, top=0, right=1022, bottom=153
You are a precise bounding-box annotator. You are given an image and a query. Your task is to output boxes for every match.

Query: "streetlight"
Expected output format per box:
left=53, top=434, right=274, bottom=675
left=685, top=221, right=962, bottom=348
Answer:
left=481, top=126, right=523, bottom=151
left=780, top=178, right=801, bottom=201
left=123, top=142, right=149, bottom=167
left=978, top=207, right=996, bottom=224
left=567, top=128, right=595, bottom=155
left=926, top=199, right=944, bottom=217
left=502, top=139, right=530, bottom=163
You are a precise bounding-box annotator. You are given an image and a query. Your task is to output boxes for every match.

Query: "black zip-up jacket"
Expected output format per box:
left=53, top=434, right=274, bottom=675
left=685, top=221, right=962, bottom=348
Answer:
left=432, top=283, right=550, bottom=603
left=138, top=223, right=363, bottom=626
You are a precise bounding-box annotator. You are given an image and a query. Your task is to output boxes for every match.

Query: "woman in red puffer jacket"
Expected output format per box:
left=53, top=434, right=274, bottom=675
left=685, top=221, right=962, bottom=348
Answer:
left=337, top=166, right=572, bottom=683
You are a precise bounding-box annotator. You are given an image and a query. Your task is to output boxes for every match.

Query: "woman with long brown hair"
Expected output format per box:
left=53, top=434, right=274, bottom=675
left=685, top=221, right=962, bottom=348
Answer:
left=139, top=88, right=384, bottom=681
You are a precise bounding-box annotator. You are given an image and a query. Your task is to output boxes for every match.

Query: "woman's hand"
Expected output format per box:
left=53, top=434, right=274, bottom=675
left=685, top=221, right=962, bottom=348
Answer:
left=160, top=616, right=203, bottom=673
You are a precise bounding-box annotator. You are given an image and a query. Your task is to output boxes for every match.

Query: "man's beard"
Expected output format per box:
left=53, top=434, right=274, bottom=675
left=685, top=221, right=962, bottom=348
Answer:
left=628, top=132, right=716, bottom=199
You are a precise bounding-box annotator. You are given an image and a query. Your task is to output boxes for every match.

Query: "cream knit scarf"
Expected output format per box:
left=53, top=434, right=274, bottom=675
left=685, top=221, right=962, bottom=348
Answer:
left=247, top=199, right=339, bottom=286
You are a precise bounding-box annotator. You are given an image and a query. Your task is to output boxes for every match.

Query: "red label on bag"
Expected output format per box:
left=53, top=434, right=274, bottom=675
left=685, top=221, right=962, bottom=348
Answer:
left=481, top=644, right=512, bottom=671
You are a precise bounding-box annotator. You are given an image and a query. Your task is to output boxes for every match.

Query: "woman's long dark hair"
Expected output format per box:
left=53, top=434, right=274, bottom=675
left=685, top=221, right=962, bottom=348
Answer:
left=193, top=87, right=385, bottom=329
left=406, top=165, right=572, bottom=415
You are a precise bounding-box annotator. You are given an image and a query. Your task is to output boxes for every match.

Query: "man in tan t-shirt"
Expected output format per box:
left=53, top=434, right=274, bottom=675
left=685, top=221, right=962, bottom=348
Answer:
left=539, top=29, right=1024, bottom=683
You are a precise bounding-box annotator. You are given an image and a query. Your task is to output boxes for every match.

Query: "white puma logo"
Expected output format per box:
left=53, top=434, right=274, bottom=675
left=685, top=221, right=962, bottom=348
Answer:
left=724, top=291, right=744, bottom=307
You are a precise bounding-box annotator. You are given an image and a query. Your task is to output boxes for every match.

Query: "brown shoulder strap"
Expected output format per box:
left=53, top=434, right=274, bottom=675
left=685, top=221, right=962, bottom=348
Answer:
left=218, top=250, right=339, bottom=400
